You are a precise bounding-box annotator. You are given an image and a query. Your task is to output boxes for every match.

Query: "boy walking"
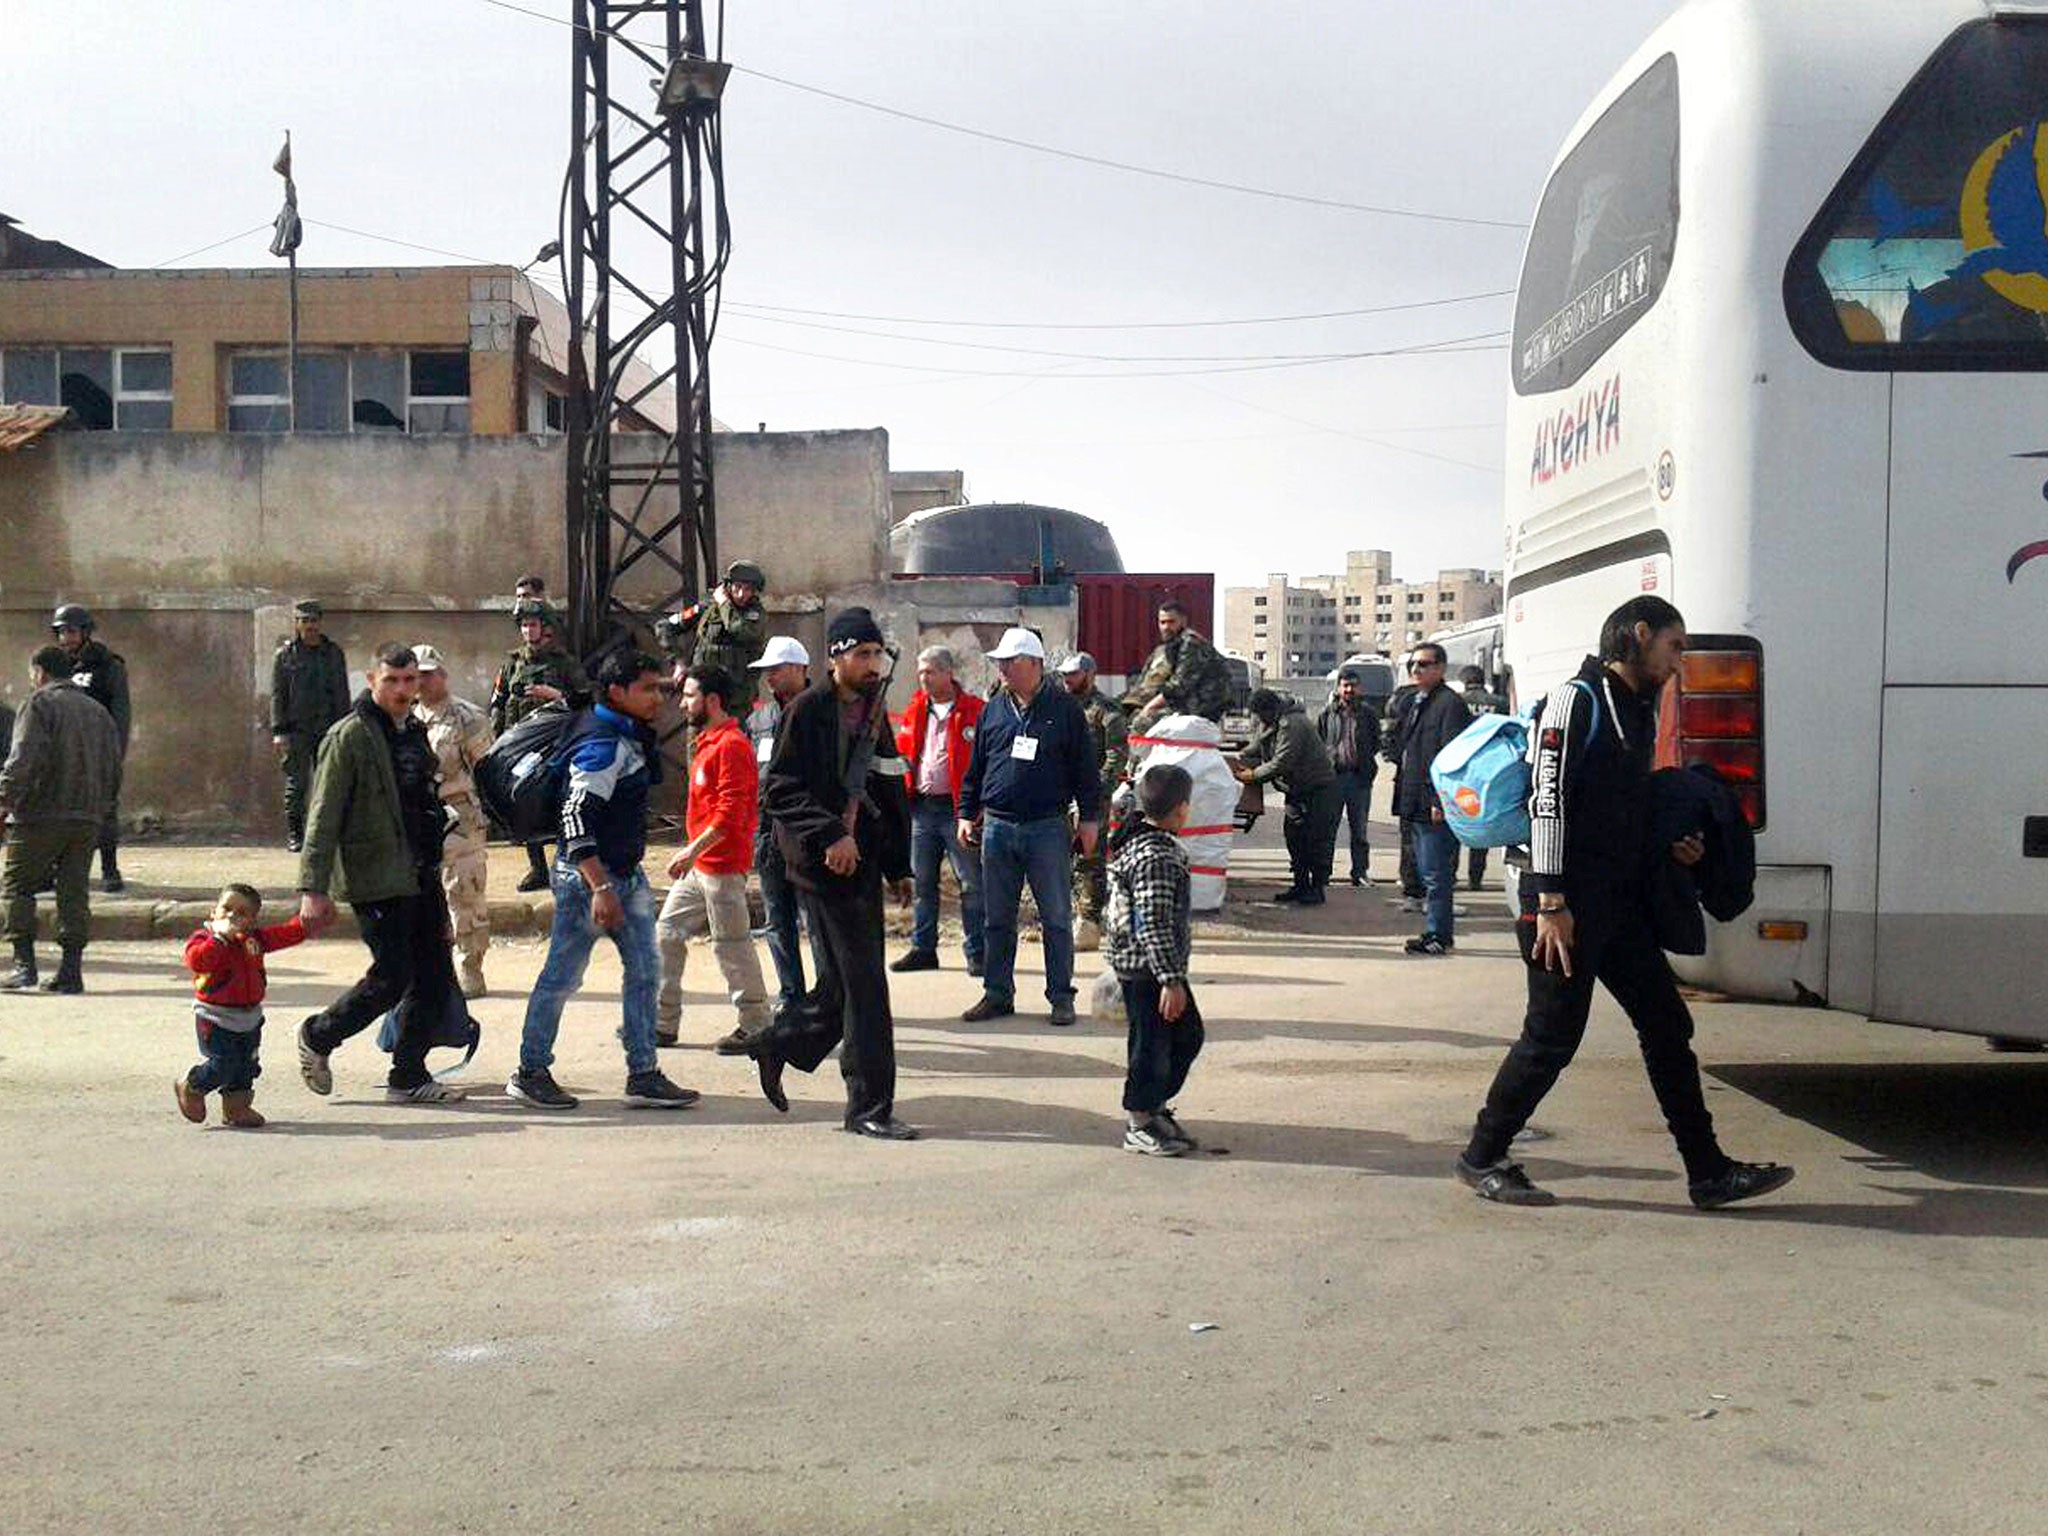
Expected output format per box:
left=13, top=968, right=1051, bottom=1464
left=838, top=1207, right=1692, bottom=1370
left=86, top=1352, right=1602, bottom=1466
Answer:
left=1105, top=764, right=1204, bottom=1157
left=176, top=884, right=308, bottom=1128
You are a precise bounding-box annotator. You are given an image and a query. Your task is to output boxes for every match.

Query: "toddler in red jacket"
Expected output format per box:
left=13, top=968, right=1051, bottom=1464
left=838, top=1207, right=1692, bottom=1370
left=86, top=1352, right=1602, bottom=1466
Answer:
left=175, top=883, right=307, bottom=1128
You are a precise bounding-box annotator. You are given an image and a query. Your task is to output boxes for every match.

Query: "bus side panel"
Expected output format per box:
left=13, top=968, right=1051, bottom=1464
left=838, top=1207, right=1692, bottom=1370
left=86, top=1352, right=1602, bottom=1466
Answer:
left=1873, top=688, right=2048, bottom=1041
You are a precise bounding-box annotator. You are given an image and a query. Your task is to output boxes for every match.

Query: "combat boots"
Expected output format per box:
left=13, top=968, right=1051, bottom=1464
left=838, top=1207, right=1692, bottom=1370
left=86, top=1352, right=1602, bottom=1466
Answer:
left=459, top=955, right=487, bottom=999
left=220, top=1091, right=267, bottom=1129
left=39, top=947, right=83, bottom=995
left=0, top=941, right=36, bottom=991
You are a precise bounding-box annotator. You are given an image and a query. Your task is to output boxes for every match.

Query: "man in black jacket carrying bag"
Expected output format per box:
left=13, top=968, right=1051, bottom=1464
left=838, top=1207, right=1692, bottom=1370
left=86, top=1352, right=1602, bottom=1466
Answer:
left=753, top=608, right=918, bottom=1140
left=1395, top=644, right=1472, bottom=955
left=1454, top=597, right=1793, bottom=1211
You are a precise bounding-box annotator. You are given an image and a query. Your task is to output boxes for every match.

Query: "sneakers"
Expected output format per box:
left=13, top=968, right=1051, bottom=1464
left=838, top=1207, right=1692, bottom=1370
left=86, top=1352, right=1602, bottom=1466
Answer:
left=846, top=1115, right=919, bottom=1140
left=296, top=1019, right=332, bottom=1096
left=516, top=867, right=550, bottom=894
left=385, top=1080, right=468, bottom=1104
left=1272, top=887, right=1304, bottom=904
left=1689, top=1160, right=1796, bottom=1210
left=174, top=1076, right=207, bottom=1124
left=1394, top=895, right=1424, bottom=914
left=890, top=948, right=939, bottom=973
left=713, top=1026, right=761, bottom=1057
left=961, top=995, right=1014, bottom=1023
left=507, top=1068, right=579, bottom=1111
left=1349, top=872, right=1372, bottom=887
left=1156, top=1108, right=1198, bottom=1151
left=1405, top=934, right=1454, bottom=955
left=1455, top=1156, right=1557, bottom=1206
left=1122, top=1117, right=1187, bottom=1157
left=623, top=1071, right=700, bottom=1109
left=1048, top=1000, right=1078, bottom=1028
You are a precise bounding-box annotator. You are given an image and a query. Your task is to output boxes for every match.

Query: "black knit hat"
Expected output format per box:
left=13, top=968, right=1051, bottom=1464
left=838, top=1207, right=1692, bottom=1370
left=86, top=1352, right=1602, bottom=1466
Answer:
left=826, top=607, right=885, bottom=656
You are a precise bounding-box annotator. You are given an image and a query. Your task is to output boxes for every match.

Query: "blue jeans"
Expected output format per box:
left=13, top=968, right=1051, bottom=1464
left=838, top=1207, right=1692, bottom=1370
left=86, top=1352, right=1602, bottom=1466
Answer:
left=979, top=814, right=1075, bottom=1006
left=910, top=796, right=983, bottom=962
left=1413, top=819, right=1461, bottom=942
left=188, top=1018, right=263, bottom=1094
left=520, top=862, right=661, bottom=1075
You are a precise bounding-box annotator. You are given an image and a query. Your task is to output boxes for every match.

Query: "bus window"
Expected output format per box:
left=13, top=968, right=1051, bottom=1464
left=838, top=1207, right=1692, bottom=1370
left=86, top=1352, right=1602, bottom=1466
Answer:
left=1785, top=19, right=2048, bottom=368
left=1512, top=54, right=1679, bottom=397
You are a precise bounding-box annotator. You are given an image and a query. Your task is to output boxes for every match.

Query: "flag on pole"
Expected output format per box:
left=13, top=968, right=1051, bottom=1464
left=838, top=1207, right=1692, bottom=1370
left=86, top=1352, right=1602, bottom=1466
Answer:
left=268, top=133, right=302, bottom=258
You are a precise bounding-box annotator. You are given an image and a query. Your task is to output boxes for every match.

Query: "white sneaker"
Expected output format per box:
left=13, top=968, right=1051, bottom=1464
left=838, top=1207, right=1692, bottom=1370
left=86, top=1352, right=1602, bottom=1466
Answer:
left=385, top=1081, right=467, bottom=1104
left=1398, top=897, right=1423, bottom=914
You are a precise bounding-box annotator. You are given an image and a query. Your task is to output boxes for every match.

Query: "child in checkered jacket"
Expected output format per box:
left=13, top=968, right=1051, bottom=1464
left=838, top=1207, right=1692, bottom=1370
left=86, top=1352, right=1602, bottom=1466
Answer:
left=1104, top=763, right=1203, bottom=1157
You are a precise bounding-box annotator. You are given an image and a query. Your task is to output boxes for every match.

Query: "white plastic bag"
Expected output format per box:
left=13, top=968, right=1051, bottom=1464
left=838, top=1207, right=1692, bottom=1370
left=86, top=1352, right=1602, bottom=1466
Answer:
left=1126, top=713, right=1238, bottom=911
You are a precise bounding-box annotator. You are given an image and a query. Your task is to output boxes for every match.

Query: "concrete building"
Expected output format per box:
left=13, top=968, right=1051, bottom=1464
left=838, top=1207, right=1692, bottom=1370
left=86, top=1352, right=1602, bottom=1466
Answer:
left=1224, top=549, right=1502, bottom=675
left=0, top=264, right=670, bottom=438
left=888, top=469, right=967, bottom=526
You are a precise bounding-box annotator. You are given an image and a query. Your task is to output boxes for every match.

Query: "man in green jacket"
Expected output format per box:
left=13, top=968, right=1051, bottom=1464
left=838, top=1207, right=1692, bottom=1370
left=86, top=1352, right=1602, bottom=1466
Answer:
left=294, top=644, right=466, bottom=1104
left=0, top=646, right=123, bottom=993
left=1233, top=688, right=1342, bottom=906
left=270, top=598, right=351, bottom=852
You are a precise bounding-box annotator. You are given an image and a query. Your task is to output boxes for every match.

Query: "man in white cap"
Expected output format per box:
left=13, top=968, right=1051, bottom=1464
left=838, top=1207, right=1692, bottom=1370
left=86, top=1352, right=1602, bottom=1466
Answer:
left=745, top=635, right=822, bottom=1020
left=413, top=643, right=495, bottom=997
left=956, top=627, right=1102, bottom=1027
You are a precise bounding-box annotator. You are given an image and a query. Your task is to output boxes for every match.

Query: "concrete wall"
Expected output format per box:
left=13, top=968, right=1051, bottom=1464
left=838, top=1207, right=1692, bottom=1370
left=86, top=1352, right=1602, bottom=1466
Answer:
left=0, top=426, right=894, bottom=831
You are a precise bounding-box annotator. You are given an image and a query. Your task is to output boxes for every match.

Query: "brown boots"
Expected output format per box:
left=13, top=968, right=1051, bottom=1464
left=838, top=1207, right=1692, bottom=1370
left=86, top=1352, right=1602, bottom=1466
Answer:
left=174, top=1079, right=266, bottom=1128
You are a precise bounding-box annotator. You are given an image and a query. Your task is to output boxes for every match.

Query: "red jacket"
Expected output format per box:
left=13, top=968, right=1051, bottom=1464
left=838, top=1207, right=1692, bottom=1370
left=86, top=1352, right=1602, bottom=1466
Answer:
left=686, top=714, right=758, bottom=875
left=898, top=688, right=985, bottom=808
left=183, top=918, right=308, bottom=1008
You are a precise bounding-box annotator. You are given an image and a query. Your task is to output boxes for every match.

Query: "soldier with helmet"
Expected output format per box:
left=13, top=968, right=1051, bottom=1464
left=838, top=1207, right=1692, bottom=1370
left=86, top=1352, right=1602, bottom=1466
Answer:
left=413, top=643, right=496, bottom=998
left=490, top=600, right=592, bottom=891
left=270, top=599, right=351, bottom=853
left=50, top=604, right=131, bottom=891
left=1057, top=651, right=1130, bottom=950
left=653, top=559, right=769, bottom=695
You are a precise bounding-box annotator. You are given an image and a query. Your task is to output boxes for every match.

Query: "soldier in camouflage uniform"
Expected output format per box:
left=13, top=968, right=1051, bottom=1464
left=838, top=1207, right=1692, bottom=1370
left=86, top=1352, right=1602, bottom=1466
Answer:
left=652, top=559, right=769, bottom=700
left=1059, top=652, right=1130, bottom=949
left=1123, top=599, right=1232, bottom=726
left=269, top=599, right=351, bottom=853
left=414, top=644, right=496, bottom=998
left=490, top=601, right=593, bottom=890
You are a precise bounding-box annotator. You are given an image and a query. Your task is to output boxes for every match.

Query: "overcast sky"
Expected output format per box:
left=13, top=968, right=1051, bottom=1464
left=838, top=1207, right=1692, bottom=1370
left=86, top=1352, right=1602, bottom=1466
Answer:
left=6, top=0, right=1682, bottom=599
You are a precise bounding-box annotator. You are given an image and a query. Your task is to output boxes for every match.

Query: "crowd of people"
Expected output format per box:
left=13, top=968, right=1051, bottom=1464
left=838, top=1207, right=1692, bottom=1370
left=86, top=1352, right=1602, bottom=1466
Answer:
left=0, top=569, right=1792, bottom=1206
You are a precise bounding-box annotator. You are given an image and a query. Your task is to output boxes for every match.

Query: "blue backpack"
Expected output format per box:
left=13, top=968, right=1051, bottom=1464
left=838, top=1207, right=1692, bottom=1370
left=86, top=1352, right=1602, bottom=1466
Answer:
left=1430, top=680, right=1600, bottom=849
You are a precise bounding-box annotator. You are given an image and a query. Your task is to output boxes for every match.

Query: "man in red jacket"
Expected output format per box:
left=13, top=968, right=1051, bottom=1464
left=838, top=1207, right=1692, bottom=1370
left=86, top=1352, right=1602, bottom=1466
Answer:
left=891, top=645, right=986, bottom=975
left=656, top=664, right=772, bottom=1053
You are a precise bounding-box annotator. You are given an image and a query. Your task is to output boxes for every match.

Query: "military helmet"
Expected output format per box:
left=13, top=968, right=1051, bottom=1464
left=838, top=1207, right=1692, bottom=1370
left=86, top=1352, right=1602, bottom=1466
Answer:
left=513, top=598, right=555, bottom=626
left=724, top=559, right=766, bottom=591
left=50, top=603, right=93, bottom=633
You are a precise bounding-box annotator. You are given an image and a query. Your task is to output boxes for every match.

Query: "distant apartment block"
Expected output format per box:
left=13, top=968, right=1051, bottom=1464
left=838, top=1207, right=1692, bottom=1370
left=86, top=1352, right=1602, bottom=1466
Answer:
left=1223, top=549, right=1501, bottom=675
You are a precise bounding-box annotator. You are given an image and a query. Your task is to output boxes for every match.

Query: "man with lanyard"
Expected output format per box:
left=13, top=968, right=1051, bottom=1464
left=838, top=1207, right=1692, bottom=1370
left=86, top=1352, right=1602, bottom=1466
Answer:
left=744, top=635, right=822, bottom=1023
left=751, top=608, right=917, bottom=1139
left=892, top=645, right=985, bottom=978
left=1456, top=597, right=1794, bottom=1211
left=957, top=627, right=1101, bottom=1027
left=1317, top=666, right=1383, bottom=887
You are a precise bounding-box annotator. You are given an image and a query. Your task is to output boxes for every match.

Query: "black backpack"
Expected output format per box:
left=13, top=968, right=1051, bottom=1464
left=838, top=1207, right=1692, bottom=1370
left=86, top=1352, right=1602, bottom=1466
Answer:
left=475, top=703, right=586, bottom=840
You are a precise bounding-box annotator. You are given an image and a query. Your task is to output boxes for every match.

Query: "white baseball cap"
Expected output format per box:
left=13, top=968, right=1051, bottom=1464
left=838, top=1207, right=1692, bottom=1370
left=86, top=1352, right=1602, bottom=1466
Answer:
left=412, top=643, right=446, bottom=672
left=1056, top=651, right=1097, bottom=675
left=988, top=627, right=1048, bottom=661
left=750, top=635, right=811, bottom=669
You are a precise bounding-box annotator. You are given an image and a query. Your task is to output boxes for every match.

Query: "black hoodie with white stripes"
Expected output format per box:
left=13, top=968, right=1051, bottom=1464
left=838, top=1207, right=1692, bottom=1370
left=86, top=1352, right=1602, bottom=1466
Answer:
left=1526, top=655, right=1661, bottom=900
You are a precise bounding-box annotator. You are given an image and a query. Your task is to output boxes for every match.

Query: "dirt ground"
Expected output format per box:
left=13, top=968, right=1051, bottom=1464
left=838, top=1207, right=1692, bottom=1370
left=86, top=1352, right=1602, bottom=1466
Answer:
left=2, top=818, right=2044, bottom=1534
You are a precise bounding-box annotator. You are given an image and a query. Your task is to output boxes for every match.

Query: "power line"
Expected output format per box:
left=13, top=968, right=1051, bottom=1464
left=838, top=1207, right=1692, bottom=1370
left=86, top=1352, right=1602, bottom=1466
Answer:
left=464, top=0, right=1526, bottom=230
left=304, top=219, right=505, bottom=265
left=725, top=288, right=1516, bottom=332
left=1182, top=375, right=1503, bottom=475
left=149, top=223, right=274, bottom=267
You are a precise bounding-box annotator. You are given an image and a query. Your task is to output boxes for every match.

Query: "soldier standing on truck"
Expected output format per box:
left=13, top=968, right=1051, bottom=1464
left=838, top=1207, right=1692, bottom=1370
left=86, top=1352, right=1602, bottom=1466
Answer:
left=270, top=599, right=350, bottom=854
left=1123, top=600, right=1231, bottom=726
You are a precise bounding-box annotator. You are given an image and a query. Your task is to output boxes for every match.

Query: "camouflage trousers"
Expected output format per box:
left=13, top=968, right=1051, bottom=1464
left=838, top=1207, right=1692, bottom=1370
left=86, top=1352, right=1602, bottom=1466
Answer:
left=1072, top=845, right=1108, bottom=927
left=440, top=802, right=490, bottom=963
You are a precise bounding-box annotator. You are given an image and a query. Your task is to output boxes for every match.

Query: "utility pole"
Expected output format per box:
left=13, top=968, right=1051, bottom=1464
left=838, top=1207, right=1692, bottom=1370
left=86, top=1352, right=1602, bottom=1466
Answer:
left=563, top=0, right=730, bottom=662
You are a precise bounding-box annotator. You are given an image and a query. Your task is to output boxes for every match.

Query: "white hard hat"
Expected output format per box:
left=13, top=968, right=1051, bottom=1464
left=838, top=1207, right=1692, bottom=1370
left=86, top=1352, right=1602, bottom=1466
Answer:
left=988, top=627, right=1047, bottom=661
left=750, top=635, right=811, bottom=669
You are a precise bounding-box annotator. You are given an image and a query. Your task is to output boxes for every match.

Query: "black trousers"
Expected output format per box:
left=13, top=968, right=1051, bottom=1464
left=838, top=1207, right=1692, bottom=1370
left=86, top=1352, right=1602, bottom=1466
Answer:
left=304, top=880, right=455, bottom=1089
left=281, top=732, right=320, bottom=844
left=1120, top=974, right=1204, bottom=1114
left=1464, top=891, right=1728, bottom=1182
left=1281, top=782, right=1342, bottom=891
left=1398, top=816, right=1424, bottom=898
left=759, top=870, right=896, bottom=1125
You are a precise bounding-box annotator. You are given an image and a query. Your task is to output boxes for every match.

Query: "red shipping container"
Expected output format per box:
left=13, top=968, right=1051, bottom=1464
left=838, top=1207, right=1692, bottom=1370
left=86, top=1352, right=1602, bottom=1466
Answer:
left=891, top=572, right=1213, bottom=678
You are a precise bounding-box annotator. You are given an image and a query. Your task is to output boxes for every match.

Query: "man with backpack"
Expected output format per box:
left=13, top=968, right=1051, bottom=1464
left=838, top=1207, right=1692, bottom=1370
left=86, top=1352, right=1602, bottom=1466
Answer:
left=1454, top=596, right=1795, bottom=1211
left=506, top=651, right=699, bottom=1112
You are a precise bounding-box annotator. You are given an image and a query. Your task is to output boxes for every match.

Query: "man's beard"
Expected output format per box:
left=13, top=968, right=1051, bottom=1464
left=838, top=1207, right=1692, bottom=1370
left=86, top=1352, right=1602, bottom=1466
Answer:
left=852, top=674, right=886, bottom=697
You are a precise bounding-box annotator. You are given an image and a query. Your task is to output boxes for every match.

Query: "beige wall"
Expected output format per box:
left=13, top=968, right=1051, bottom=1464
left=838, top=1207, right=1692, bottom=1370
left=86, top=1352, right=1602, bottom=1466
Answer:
left=0, top=427, right=893, bottom=830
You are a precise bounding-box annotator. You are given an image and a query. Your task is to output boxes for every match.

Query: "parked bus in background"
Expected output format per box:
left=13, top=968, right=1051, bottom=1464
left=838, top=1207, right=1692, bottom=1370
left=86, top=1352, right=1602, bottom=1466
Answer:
left=1428, top=617, right=1508, bottom=700
left=1501, top=0, right=2048, bottom=1044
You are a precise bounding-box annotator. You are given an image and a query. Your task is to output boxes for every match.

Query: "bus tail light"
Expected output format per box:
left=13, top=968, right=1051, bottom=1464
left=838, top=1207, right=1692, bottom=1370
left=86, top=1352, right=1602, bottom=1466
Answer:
left=1676, top=639, right=1765, bottom=829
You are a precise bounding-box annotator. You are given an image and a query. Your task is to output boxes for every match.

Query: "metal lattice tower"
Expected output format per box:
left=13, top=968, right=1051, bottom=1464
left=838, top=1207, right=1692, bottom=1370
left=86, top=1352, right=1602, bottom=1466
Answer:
left=563, top=0, right=729, bottom=659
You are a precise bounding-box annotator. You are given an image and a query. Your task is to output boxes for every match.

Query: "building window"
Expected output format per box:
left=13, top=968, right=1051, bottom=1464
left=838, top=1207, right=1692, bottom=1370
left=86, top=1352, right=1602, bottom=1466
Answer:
left=0, top=346, right=173, bottom=431
left=228, top=355, right=291, bottom=433
left=1252, top=595, right=1267, bottom=607
left=407, top=350, right=470, bottom=434
left=543, top=391, right=566, bottom=432
left=227, top=348, right=467, bottom=434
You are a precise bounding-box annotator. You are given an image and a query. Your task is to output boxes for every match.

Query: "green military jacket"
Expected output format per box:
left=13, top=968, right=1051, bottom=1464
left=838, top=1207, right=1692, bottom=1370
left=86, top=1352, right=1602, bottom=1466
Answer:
left=1075, top=686, right=1131, bottom=793
left=685, top=591, right=768, bottom=682
left=271, top=636, right=351, bottom=738
left=297, top=705, right=422, bottom=905
left=1123, top=629, right=1232, bottom=723
left=490, top=645, right=592, bottom=734
left=1242, top=706, right=1336, bottom=794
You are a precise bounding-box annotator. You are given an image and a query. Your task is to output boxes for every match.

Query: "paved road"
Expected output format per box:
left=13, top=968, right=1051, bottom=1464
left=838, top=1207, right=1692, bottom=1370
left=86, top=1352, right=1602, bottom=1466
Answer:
left=2, top=834, right=2043, bottom=1534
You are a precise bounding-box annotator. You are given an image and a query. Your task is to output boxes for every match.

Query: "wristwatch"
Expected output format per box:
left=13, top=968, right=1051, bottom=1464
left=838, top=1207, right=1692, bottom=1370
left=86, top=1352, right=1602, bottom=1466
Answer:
left=1537, top=898, right=1568, bottom=915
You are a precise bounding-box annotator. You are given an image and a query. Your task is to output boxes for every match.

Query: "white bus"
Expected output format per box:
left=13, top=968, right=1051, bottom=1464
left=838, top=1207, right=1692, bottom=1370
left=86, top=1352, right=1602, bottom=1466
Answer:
left=1501, top=0, right=2048, bottom=1042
